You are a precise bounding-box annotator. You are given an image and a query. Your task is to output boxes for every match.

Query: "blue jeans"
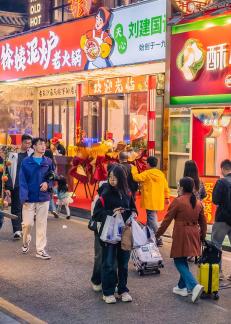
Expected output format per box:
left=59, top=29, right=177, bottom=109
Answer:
left=102, top=243, right=130, bottom=296
left=146, top=210, right=158, bottom=234
left=49, top=198, right=56, bottom=212
left=174, top=257, right=198, bottom=291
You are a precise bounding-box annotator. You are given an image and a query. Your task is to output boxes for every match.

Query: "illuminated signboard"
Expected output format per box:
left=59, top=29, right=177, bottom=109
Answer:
left=172, top=0, right=213, bottom=14
left=170, top=13, right=231, bottom=105
left=28, top=0, right=50, bottom=29
left=0, top=0, right=166, bottom=81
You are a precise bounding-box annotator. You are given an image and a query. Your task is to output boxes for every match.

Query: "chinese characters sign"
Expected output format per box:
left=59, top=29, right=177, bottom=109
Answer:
left=38, top=84, right=76, bottom=99
left=0, top=0, right=166, bottom=81
left=201, top=176, right=218, bottom=224
left=88, top=76, right=148, bottom=95
left=170, top=16, right=231, bottom=105
left=111, top=0, right=166, bottom=65
left=172, top=0, right=213, bottom=14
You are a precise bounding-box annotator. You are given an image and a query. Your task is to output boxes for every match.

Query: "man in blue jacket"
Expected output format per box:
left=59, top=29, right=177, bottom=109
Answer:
left=19, top=137, right=54, bottom=260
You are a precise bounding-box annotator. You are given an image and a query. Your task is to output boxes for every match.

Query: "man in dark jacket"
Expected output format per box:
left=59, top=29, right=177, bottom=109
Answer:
left=119, top=151, right=138, bottom=199
left=19, top=138, right=54, bottom=260
left=211, top=159, right=231, bottom=281
left=8, top=134, right=33, bottom=239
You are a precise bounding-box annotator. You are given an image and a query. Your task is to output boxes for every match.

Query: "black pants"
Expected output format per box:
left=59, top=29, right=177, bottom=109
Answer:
left=91, top=232, right=103, bottom=285
left=11, top=187, right=22, bottom=233
left=102, top=243, right=130, bottom=296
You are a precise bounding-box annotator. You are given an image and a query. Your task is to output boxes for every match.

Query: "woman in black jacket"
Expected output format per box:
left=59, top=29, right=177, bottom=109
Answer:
left=93, top=164, right=137, bottom=304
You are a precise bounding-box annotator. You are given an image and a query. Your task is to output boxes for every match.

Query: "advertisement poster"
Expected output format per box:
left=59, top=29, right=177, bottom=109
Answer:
left=0, top=0, right=166, bottom=81
left=170, top=14, right=231, bottom=105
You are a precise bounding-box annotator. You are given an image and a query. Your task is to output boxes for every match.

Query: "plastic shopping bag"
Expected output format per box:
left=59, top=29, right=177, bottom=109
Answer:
left=100, top=215, right=117, bottom=244
left=113, top=212, right=125, bottom=242
left=131, top=219, right=148, bottom=248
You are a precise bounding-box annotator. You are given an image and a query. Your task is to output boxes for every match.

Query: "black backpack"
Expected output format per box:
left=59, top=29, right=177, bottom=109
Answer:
left=198, top=240, right=222, bottom=265
left=221, top=179, right=231, bottom=226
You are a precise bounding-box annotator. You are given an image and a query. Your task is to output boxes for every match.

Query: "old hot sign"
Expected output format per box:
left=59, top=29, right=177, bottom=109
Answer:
left=170, top=13, right=231, bottom=105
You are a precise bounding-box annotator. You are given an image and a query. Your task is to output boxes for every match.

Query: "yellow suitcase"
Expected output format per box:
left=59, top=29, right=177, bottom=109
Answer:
left=197, top=263, right=219, bottom=299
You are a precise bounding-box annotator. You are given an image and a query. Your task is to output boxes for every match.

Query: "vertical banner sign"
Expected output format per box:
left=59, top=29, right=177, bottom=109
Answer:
left=201, top=176, right=218, bottom=224
left=76, top=84, right=82, bottom=144
left=148, top=75, right=156, bottom=156
left=28, top=0, right=50, bottom=29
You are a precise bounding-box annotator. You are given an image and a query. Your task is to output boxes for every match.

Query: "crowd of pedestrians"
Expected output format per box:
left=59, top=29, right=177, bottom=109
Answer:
left=0, top=133, right=231, bottom=305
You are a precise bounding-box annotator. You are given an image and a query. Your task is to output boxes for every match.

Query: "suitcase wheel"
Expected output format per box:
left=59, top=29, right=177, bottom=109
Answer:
left=155, top=269, right=160, bottom=274
left=213, top=292, right=219, bottom=300
left=138, top=270, right=144, bottom=276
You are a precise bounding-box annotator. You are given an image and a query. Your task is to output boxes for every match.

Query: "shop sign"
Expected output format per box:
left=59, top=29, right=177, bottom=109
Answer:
left=38, top=84, right=76, bottom=99
left=201, top=176, right=218, bottom=224
left=172, top=0, right=213, bottom=15
left=170, top=15, right=231, bottom=105
left=28, top=0, right=50, bottom=29
left=88, top=75, right=148, bottom=95
left=0, top=0, right=166, bottom=82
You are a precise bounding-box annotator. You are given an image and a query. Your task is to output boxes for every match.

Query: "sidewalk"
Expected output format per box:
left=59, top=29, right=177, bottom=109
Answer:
left=0, top=310, right=20, bottom=324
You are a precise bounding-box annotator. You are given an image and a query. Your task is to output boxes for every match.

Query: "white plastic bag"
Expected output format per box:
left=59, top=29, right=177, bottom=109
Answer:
left=131, top=219, right=148, bottom=248
left=100, top=215, right=116, bottom=243
left=113, top=212, right=125, bottom=242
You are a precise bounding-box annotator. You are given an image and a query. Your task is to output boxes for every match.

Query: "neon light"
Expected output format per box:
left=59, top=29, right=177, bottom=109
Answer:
left=68, top=0, right=91, bottom=18
left=170, top=94, right=231, bottom=105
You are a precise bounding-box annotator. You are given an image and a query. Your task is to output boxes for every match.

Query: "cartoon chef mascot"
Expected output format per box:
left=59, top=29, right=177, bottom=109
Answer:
left=80, top=7, right=113, bottom=70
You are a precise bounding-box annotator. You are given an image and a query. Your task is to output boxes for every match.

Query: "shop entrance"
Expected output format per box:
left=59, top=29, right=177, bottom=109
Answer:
left=81, top=92, right=151, bottom=149
left=39, top=98, right=76, bottom=146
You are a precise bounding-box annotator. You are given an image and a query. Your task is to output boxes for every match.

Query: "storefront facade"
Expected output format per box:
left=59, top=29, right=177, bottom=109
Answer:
left=170, top=11, right=231, bottom=223
left=0, top=0, right=167, bottom=165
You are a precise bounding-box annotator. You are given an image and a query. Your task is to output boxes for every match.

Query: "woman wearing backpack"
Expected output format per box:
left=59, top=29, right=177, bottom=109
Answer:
left=156, top=177, right=207, bottom=303
left=92, top=164, right=137, bottom=304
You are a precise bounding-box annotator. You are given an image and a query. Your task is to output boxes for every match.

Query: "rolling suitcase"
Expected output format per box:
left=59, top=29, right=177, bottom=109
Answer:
left=197, top=263, right=219, bottom=300
left=197, top=240, right=222, bottom=300
left=131, top=242, right=164, bottom=276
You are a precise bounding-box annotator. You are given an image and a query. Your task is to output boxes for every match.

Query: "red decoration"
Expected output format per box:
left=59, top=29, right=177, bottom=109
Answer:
left=68, top=0, right=91, bottom=18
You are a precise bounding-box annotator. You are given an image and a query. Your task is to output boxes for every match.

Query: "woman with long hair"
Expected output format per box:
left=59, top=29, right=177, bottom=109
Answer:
left=183, top=160, right=206, bottom=200
left=93, top=164, right=137, bottom=304
left=156, top=177, right=207, bottom=303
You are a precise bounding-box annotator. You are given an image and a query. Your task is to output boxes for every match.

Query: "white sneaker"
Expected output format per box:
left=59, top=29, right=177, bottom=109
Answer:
left=103, top=295, right=116, bottom=304
left=22, top=234, right=31, bottom=254
left=36, top=250, right=51, bottom=260
left=192, top=284, right=204, bottom=303
left=173, top=286, right=188, bottom=297
left=120, top=292, right=133, bottom=302
left=92, top=283, right=102, bottom=292
left=13, top=231, right=22, bottom=240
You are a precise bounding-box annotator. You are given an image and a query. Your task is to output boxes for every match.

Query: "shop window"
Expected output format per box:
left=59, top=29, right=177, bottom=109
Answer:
left=39, top=99, right=75, bottom=148
left=106, top=98, right=126, bottom=145
left=169, top=110, right=191, bottom=188
left=82, top=99, right=102, bottom=146
left=52, top=8, right=63, bottom=23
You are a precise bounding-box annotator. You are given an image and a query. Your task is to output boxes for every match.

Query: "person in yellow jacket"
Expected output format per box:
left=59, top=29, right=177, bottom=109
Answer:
left=131, top=156, right=170, bottom=246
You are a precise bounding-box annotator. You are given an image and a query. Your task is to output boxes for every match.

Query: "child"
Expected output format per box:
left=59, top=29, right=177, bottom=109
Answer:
left=54, top=176, right=73, bottom=219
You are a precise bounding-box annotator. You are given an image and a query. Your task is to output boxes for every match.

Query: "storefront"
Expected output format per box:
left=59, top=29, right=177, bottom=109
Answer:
left=170, top=10, right=231, bottom=223
left=0, top=0, right=166, bottom=164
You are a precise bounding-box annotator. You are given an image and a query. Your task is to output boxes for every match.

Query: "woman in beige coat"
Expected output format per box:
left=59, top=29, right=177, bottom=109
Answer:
left=156, top=177, right=207, bottom=303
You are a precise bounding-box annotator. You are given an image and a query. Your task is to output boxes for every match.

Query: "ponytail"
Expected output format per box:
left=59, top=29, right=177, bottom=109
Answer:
left=190, top=193, right=196, bottom=209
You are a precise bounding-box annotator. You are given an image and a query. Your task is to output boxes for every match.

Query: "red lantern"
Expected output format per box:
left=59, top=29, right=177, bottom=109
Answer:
left=173, top=0, right=214, bottom=14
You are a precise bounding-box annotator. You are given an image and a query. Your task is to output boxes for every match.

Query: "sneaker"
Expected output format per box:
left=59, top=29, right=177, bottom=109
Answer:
left=173, top=286, right=188, bottom=297
left=119, top=292, right=133, bottom=302
left=13, top=231, right=22, bottom=240
left=92, top=283, right=102, bottom=292
left=66, top=216, right=71, bottom=220
left=36, top=250, right=51, bottom=260
left=22, top=234, right=31, bottom=254
left=103, top=295, right=116, bottom=304
left=52, top=211, right=59, bottom=218
left=192, top=284, right=204, bottom=303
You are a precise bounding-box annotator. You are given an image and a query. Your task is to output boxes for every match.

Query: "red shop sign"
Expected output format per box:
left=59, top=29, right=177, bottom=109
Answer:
left=170, top=14, right=231, bottom=105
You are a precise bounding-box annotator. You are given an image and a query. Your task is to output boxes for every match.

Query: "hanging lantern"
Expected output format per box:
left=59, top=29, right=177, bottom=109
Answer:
left=172, top=0, right=214, bottom=14
left=68, top=0, right=92, bottom=18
